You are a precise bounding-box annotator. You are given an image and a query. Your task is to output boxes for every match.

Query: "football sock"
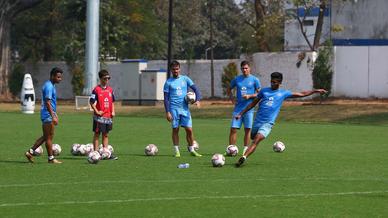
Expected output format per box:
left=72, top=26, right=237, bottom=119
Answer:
left=243, top=146, right=248, bottom=155
left=48, top=155, right=54, bottom=161
left=174, top=145, right=180, bottom=153
left=188, top=146, right=194, bottom=152
left=29, top=149, right=34, bottom=155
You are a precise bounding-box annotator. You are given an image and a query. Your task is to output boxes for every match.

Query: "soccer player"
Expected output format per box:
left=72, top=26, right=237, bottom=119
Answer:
left=25, top=67, right=63, bottom=164
left=90, top=70, right=118, bottom=160
left=235, top=72, right=327, bottom=167
left=163, top=60, right=202, bottom=157
left=227, top=60, right=261, bottom=154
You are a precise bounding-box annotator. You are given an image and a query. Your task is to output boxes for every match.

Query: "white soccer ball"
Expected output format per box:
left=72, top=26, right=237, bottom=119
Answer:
left=71, top=143, right=81, bottom=156
left=52, top=144, right=62, bottom=156
left=87, top=151, right=101, bottom=164
left=226, top=145, right=239, bottom=156
left=99, top=147, right=112, bottom=159
left=273, top=141, right=286, bottom=152
left=79, top=143, right=94, bottom=156
left=145, top=144, right=158, bottom=156
left=185, top=92, right=196, bottom=104
left=33, top=146, right=44, bottom=156
left=211, top=153, right=225, bottom=167
left=99, top=144, right=114, bottom=153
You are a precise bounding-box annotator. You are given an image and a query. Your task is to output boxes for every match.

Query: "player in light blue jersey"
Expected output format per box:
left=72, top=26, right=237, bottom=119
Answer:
left=227, top=61, right=261, bottom=154
left=163, top=60, right=202, bottom=157
left=235, top=72, right=327, bottom=167
left=25, top=67, right=63, bottom=164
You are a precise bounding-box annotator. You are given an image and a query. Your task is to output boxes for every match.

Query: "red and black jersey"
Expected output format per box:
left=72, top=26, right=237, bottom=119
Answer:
left=90, top=85, right=115, bottom=118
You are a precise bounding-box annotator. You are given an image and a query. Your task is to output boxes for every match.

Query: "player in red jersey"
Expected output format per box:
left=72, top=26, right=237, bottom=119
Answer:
left=89, top=70, right=118, bottom=160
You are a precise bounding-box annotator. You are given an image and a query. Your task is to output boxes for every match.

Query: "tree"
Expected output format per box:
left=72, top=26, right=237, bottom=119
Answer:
left=291, top=0, right=328, bottom=51
left=238, top=0, right=285, bottom=52
left=0, top=0, right=43, bottom=99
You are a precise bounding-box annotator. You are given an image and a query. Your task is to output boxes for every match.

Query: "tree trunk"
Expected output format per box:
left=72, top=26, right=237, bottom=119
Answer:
left=313, top=0, right=327, bottom=51
left=0, top=0, right=43, bottom=99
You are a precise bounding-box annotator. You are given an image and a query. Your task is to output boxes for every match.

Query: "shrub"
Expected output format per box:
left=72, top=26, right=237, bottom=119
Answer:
left=312, top=41, right=333, bottom=101
left=221, top=62, right=238, bottom=96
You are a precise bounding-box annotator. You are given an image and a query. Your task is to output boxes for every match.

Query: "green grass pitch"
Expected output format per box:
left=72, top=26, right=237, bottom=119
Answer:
left=0, top=111, right=387, bottom=217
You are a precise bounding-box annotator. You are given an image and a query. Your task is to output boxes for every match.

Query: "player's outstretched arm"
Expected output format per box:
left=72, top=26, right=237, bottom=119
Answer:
left=291, top=89, right=327, bottom=98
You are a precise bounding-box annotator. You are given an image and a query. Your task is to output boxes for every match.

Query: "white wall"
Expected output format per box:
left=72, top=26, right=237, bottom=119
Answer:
left=333, top=46, right=388, bottom=98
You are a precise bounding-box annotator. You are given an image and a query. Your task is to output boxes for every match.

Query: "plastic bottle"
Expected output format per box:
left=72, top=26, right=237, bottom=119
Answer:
left=177, top=163, right=190, bottom=168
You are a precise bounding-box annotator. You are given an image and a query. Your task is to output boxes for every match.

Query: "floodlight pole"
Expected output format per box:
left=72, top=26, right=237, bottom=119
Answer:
left=84, top=0, right=100, bottom=95
left=167, top=0, right=173, bottom=79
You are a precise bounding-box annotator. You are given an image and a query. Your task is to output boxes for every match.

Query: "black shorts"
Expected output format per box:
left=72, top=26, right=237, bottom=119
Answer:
left=93, top=120, right=113, bottom=134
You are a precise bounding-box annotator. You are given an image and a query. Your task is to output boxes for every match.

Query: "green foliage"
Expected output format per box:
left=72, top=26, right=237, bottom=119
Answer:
left=9, top=63, right=25, bottom=97
left=221, top=62, right=238, bottom=96
left=312, top=41, right=333, bottom=100
left=70, top=64, right=84, bottom=96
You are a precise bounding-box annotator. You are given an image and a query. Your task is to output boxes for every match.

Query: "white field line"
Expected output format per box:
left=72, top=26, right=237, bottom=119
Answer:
left=1, top=190, right=388, bottom=207
left=0, top=177, right=387, bottom=188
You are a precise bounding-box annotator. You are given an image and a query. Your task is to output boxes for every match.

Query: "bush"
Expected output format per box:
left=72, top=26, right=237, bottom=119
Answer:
left=221, top=62, right=238, bottom=96
left=312, top=41, right=333, bottom=101
left=9, top=63, right=25, bottom=97
left=70, top=64, right=84, bottom=96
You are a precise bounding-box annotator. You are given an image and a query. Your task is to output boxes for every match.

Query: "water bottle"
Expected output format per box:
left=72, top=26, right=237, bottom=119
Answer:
left=177, top=163, right=190, bottom=168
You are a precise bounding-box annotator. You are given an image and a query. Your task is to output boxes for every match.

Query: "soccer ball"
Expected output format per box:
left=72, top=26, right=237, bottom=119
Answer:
left=187, top=140, right=199, bottom=152
left=273, top=141, right=286, bottom=152
left=226, top=145, right=239, bottom=156
left=33, top=146, right=44, bottom=156
left=71, top=143, right=81, bottom=156
left=99, top=147, right=112, bottom=159
left=211, top=153, right=225, bottom=167
left=87, top=151, right=101, bottom=164
left=145, top=144, right=158, bottom=156
left=52, top=144, right=62, bottom=156
left=185, top=92, right=196, bottom=104
left=99, top=144, right=114, bottom=153
left=79, top=144, right=93, bottom=156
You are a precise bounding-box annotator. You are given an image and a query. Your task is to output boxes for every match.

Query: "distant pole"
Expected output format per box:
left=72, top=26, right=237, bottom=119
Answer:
left=167, top=0, right=173, bottom=79
left=209, top=0, right=215, bottom=98
left=84, top=0, right=100, bottom=95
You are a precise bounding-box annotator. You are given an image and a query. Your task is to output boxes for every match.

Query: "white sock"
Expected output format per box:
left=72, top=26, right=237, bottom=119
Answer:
left=48, top=155, right=54, bottom=161
left=188, top=146, right=194, bottom=152
left=243, top=146, right=248, bottom=154
left=29, top=149, right=34, bottom=154
left=174, top=145, right=180, bottom=153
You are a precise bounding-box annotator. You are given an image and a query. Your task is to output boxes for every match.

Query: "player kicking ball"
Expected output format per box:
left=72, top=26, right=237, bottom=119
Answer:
left=163, top=60, right=202, bottom=157
left=235, top=72, right=327, bottom=167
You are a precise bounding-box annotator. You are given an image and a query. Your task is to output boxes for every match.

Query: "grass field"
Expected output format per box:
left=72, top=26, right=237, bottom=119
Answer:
left=0, top=102, right=388, bottom=217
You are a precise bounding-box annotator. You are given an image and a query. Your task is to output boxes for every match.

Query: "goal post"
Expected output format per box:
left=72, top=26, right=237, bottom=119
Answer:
left=75, top=96, right=92, bottom=110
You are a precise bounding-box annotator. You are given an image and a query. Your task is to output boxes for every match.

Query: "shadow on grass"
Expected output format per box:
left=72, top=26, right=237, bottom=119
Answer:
left=335, top=112, right=388, bottom=125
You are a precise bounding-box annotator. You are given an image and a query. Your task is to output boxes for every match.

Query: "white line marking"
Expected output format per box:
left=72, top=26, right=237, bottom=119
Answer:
left=1, top=190, right=387, bottom=207
left=0, top=177, right=387, bottom=188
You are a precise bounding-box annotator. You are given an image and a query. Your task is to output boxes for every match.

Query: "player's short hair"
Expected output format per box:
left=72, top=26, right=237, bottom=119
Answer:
left=98, top=69, right=110, bottom=78
left=271, top=72, right=283, bottom=82
left=240, top=60, right=250, bottom=67
left=170, top=60, right=180, bottom=68
left=50, top=67, right=63, bottom=77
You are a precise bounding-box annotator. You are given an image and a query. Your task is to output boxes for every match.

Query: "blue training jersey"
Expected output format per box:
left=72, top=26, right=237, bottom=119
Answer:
left=253, top=87, right=292, bottom=127
left=40, top=80, right=57, bottom=120
left=163, top=75, right=194, bottom=112
left=230, top=74, right=261, bottom=113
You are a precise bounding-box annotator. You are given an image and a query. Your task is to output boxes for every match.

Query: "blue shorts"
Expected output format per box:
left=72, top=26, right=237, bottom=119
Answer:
left=251, top=123, right=273, bottom=139
left=170, top=109, right=192, bottom=128
left=231, top=112, right=254, bottom=129
left=41, top=113, right=56, bottom=124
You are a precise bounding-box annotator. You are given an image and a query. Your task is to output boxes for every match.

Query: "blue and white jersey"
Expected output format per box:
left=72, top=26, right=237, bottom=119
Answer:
left=230, top=75, right=261, bottom=113
left=40, top=80, right=57, bottom=120
left=253, top=87, right=292, bottom=127
left=163, top=75, right=194, bottom=112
